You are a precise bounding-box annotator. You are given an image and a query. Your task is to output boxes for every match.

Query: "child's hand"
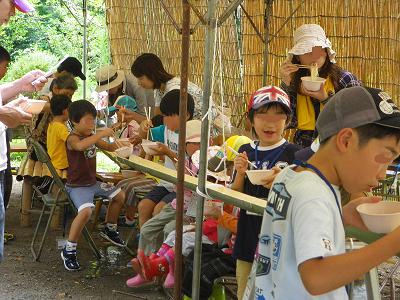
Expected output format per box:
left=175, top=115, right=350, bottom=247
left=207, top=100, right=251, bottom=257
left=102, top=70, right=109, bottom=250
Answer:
left=234, top=151, right=249, bottom=175
left=343, top=196, right=381, bottom=231
left=260, top=166, right=281, bottom=189
left=99, top=127, right=114, bottom=138
left=279, top=61, right=299, bottom=86
left=140, top=119, right=153, bottom=133
left=300, top=82, right=328, bottom=101
left=151, top=142, right=170, bottom=155
left=129, top=136, right=142, bottom=146
left=204, top=206, right=222, bottom=220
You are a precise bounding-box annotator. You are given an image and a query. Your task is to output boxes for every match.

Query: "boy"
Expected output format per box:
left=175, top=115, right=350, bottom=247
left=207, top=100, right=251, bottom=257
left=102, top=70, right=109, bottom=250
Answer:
left=253, top=86, right=400, bottom=299
left=62, top=100, right=125, bottom=271
left=138, top=89, right=195, bottom=227
left=47, top=95, right=71, bottom=171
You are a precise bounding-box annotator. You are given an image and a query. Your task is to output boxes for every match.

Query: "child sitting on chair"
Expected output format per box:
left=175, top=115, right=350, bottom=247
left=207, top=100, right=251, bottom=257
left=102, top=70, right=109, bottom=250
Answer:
left=47, top=95, right=71, bottom=173
left=61, top=100, right=126, bottom=271
left=137, top=90, right=195, bottom=228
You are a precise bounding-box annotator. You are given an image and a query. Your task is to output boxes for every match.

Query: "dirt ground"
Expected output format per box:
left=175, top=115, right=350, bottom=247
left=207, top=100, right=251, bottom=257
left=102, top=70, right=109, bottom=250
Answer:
left=0, top=179, right=168, bottom=300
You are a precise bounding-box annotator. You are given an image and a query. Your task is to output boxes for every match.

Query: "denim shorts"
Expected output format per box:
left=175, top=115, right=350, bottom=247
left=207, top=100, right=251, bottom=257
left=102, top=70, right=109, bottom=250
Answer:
left=66, top=181, right=121, bottom=212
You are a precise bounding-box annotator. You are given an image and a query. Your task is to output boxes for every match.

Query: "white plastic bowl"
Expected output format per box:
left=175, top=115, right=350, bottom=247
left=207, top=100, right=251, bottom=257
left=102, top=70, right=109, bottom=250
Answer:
left=357, top=202, right=400, bottom=233
left=22, top=99, right=47, bottom=114
left=301, top=76, right=326, bottom=92
left=116, top=138, right=131, bottom=147
left=141, top=139, right=159, bottom=155
left=115, top=145, right=133, bottom=158
left=121, top=169, right=140, bottom=178
left=245, top=169, right=275, bottom=186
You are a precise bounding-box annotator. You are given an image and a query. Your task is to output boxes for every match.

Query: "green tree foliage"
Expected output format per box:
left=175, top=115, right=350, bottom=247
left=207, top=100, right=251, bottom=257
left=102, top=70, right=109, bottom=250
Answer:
left=0, top=0, right=110, bottom=98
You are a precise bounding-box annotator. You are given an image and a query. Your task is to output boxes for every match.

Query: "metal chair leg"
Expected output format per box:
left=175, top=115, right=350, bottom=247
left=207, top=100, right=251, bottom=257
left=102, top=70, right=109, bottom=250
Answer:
left=82, top=225, right=101, bottom=260
left=31, top=205, right=56, bottom=261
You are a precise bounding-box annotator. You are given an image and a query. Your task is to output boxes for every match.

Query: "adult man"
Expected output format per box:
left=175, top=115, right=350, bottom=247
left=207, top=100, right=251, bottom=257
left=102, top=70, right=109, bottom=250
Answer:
left=0, top=0, right=47, bottom=261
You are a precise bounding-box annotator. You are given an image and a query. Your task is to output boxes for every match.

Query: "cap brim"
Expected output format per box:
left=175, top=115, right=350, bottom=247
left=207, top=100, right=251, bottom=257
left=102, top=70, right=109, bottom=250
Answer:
left=14, top=0, right=35, bottom=13
left=77, top=71, right=86, bottom=81
left=95, top=70, right=124, bottom=93
left=374, top=118, right=400, bottom=131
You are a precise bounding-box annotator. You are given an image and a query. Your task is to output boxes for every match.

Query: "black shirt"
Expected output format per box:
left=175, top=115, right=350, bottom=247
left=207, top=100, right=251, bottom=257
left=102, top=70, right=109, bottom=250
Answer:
left=232, top=141, right=301, bottom=262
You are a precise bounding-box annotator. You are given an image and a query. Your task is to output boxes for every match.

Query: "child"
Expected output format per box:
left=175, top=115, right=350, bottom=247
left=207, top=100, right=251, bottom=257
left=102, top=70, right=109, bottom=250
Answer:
left=61, top=100, right=126, bottom=271
left=231, top=86, right=301, bottom=300
left=280, top=24, right=361, bottom=147
left=47, top=95, right=71, bottom=172
left=126, top=119, right=202, bottom=287
left=137, top=89, right=195, bottom=227
left=252, top=86, right=400, bottom=299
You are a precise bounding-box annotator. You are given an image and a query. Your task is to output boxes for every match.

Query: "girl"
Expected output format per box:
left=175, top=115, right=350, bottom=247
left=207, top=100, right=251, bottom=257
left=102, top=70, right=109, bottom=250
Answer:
left=231, top=86, right=301, bottom=300
left=280, top=24, right=361, bottom=148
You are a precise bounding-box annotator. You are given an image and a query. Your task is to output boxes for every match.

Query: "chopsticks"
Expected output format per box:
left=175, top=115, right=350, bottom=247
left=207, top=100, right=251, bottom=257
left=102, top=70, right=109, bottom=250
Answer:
left=226, top=145, right=258, bottom=169
left=144, top=107, right=153, bottom=140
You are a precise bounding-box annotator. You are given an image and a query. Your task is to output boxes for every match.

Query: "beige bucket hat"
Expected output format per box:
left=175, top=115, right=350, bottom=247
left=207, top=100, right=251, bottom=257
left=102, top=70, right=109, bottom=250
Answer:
left=95, top=65, right=125, bottom=93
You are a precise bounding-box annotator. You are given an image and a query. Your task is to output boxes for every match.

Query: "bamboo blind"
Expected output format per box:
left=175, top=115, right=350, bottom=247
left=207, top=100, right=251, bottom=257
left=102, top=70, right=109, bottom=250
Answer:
left=105, top=0, right=400, bottom=128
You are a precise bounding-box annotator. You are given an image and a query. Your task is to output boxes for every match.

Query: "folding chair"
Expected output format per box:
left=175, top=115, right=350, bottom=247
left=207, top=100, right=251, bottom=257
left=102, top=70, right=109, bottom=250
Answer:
left=30, top=140, right=101, bottom=261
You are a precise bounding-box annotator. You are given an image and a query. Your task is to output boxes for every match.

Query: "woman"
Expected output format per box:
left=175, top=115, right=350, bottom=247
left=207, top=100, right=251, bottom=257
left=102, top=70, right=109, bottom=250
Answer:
left=280, top=24, right=361, bottom=148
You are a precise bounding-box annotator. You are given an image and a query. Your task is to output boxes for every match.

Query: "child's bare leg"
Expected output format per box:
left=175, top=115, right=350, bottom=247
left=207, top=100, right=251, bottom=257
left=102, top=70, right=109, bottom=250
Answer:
left=105, top=191, right=125, bottom=224
left=68, top=207, right=92, bottom=242
left=152, top=201, right=166, bottom=217
left=138, top=199, right=156, bottom=228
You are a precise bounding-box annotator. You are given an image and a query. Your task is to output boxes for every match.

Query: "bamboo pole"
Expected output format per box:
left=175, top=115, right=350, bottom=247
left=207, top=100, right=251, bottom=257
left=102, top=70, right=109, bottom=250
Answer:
left=174, top=1, right=191, bottom=298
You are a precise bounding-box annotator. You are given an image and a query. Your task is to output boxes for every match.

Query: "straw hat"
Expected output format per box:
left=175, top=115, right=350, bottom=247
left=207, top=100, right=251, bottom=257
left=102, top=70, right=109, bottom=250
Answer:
left=287, top=24, right=336, bottom=63
left=186, top=120, right=202, bottom=143
left=95, top=65, right=125, bottom=93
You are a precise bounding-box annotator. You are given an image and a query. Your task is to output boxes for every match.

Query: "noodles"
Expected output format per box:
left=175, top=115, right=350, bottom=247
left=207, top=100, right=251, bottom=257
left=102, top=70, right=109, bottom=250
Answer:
left=310, top=63, right=319, bottom=80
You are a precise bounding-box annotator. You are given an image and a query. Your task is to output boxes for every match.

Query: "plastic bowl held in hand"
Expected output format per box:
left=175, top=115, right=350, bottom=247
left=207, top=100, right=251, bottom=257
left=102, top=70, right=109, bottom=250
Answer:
left=245, top=169, right=275, bottom=186
left=301, top=76, right=326, bottom=92
left=356, top=201, right=400, bottom=234
left=116, top=138, right=131, bottom=147
left=22, top=100, right=47, bottom=114
left=115, top=145, right=133, bottom=158
left=141, top=139, right=159, bottom=155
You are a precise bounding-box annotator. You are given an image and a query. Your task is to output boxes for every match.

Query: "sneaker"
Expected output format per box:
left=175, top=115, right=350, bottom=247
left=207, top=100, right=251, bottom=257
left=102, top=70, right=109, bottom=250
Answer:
left=118, top=216, right=137, bottom=228
left=61, top=247, right=81, bottom=271
left=100, top=226, right=125, bottom=247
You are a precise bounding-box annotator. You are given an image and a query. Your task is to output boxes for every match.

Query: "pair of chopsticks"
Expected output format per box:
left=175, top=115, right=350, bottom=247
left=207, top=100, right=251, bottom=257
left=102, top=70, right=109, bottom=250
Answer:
left=226, top=145, right=258, bottom=169
left=144, top=107, right=153, bottom=140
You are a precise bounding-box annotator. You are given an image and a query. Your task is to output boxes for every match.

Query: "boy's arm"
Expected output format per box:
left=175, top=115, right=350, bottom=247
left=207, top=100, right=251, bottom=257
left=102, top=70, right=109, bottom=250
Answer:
left=67, top=129, right=113, bottom=152
left=299, top=229, right=400, bottom=295
left=96, top=139, right=118, bottom=152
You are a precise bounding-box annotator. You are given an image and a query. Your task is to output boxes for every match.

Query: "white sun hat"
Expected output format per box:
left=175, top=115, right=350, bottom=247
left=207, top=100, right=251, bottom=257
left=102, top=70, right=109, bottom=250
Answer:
left=95, top=65, right=125, bottom=93
left=287, top=24, right=336, bottom=63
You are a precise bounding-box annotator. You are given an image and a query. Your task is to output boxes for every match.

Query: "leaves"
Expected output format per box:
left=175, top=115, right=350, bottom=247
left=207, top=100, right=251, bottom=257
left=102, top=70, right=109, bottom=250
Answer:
left=0, top=0, right=110, bottom=98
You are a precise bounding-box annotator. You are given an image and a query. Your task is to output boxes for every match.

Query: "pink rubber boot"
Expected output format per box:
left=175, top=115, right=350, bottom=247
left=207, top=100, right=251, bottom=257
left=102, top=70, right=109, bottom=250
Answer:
left=163, top=263, right=175, bottom=289
left=126, top=273, right=152, bottom=287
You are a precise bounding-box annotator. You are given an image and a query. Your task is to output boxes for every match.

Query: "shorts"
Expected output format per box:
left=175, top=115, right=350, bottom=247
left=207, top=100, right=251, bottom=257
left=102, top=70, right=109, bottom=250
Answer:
left=144, top=185, right=176, bottom=204
left=66, top=181, right=121, bottom=212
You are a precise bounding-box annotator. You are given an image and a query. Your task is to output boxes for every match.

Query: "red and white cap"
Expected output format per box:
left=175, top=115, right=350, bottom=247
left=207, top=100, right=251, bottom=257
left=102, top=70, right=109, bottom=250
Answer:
left=247, top=86, right=291, bottom=113
left=14, top=0, right=35, bottom=13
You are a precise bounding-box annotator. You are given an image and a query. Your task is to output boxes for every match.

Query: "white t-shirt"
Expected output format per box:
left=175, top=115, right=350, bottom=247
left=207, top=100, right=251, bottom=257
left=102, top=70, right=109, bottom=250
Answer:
left=154, top=77, right=203, bottom=119
left=0, top=93, right=8, bottom=171
left=150, top=124, right=179, bottom=192
left=254, top=166, right=347, bottom=300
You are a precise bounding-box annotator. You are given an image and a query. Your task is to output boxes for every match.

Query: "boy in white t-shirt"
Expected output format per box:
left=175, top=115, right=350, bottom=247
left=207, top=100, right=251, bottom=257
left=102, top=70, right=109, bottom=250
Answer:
left=252, top=86, right=400, bottom=299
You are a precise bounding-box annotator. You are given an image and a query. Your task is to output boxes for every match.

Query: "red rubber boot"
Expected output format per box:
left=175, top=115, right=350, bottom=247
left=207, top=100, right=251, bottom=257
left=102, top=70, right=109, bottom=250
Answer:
left=138, top=250, right=169, bottom=280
